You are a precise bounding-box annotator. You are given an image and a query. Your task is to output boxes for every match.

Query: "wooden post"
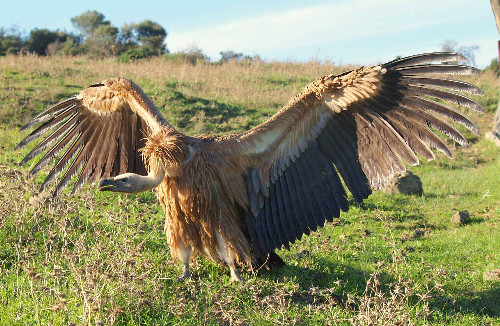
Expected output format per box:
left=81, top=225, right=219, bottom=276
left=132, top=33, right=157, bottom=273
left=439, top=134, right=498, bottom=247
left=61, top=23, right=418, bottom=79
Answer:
left=487, top=1, right=500, bottom=145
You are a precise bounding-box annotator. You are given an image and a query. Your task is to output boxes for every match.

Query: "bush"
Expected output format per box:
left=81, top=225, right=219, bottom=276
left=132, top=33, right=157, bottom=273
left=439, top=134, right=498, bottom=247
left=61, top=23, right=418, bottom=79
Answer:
left=118, top=46, right=156, bottom=62
left=164, top=47, right=209, bottom=65
left=0, top=30, right=23, bottom=56
left=484, top=58, right=499, bottom=76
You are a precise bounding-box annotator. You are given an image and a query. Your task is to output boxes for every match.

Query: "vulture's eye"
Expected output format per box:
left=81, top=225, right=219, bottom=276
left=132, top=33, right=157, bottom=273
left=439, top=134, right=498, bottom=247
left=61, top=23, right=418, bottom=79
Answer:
left=121, top=178, right=129, bottom=183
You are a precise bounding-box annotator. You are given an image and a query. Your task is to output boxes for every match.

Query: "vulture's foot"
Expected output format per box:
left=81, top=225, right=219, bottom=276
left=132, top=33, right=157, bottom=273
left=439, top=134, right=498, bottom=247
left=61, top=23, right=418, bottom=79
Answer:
left=179, top=269, right=191, bottom=281
left=230, top=267, right=244, bottom=282
left=175, top=244, right=192, bottom=281
left=177, top=268, right=191, bottom=281
left=254, top=251, right=286, bottom=272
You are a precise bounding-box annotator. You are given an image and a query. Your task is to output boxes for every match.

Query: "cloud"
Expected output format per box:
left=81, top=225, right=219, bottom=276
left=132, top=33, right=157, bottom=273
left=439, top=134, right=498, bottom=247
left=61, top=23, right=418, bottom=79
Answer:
left=167, top=0, right=492, bottom=63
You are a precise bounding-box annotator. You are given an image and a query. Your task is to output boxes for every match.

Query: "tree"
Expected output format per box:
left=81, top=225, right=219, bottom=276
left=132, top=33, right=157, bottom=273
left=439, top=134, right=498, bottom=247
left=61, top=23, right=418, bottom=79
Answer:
left=85, top=24, right=119, bottom=57
left=0, top=27, right=23, bottom=55
left=71, top=10, right=110, bottom=39
left=165, top=46, right=209, bottom=65
left=133, top=20, right=167, bottom=54
left=219, top=50, right=255, bottom=63
left=219, top=50, right=244, bottom=62
left=118, top=23, right=137, bottom=49
left=26, top=28, right=68, bottom=55
left=440, top=39, right=479, bottom=66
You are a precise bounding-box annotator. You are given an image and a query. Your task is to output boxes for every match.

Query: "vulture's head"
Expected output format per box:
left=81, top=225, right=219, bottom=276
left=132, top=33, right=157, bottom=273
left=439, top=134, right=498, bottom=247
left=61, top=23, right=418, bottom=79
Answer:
left=98, top=173, right=149, bottom=193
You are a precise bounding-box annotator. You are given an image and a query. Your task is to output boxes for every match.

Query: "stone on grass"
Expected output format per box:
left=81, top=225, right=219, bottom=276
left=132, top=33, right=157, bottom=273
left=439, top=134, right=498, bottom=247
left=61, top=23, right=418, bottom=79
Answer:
left=382, top=171, right=423, bottom=195
left=450, top=210, right=471, bottom=225
left=483, top=269, right=500, bottom=281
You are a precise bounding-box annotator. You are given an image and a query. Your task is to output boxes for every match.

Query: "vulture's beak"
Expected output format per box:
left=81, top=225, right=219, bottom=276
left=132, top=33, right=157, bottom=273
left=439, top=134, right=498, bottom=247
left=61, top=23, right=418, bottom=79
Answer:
left=98, top=178, right=115, bottom=191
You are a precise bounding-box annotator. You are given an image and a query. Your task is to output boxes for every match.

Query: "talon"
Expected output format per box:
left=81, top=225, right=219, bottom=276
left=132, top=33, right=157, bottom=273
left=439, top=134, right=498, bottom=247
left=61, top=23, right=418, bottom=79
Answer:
left=177, top=269, right=191, bottom=281
left=230, top=269, right=244, bottom=282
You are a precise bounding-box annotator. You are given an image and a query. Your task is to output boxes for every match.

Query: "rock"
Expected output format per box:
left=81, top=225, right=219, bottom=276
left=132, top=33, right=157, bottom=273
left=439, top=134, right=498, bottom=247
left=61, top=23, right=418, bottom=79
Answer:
left=483, top=269, right=500, bottom=281
left=450, top=210, right=471, bottom=225
left=382, top=171, right=423, bottom=195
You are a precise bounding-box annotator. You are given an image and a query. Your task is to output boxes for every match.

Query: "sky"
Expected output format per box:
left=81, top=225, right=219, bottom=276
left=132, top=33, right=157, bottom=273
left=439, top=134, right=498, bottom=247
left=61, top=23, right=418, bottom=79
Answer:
left=1, top=0, right=498, bottom=68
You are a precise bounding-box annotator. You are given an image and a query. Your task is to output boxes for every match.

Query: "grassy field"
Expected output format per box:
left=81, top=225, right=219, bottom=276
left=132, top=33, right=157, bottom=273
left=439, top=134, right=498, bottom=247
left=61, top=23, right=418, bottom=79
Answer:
left=0, top=55, right=499, bottom=325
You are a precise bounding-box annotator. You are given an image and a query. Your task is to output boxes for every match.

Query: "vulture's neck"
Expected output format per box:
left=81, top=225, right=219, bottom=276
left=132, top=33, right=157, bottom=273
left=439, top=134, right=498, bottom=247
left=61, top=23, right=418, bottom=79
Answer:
left=136, top=169, right=166, bottom=192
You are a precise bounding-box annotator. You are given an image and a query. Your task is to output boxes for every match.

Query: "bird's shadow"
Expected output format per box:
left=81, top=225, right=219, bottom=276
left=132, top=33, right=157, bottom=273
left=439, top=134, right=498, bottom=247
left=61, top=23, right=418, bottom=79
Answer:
left=257, top=258, right=500, bottom=318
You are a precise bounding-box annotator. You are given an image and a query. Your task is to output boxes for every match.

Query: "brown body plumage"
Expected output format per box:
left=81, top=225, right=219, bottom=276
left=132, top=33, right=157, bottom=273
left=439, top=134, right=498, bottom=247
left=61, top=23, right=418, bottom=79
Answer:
left=17, top=53, right=483, bottom=281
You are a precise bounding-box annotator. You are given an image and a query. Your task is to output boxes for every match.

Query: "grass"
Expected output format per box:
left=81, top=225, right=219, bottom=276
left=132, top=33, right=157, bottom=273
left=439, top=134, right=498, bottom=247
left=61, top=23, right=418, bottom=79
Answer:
left=0, top=54, right=499, bottom=325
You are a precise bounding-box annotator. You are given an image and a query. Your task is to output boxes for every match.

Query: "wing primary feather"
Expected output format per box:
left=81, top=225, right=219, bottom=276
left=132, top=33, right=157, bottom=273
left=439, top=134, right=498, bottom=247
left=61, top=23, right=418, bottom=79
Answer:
left=319, top=125, right=365, bottom=202
left=408, top=85, right=483, bottom=112
left=364, top=92, right=451, bottom=158
left=383, top=52, right=467, bottom=69
left=354, top=115, right=392, bottom=189
left=362, top=108, right=419, bottom=166
left=128, top=111, right=139, bottom=172
left=404, top=97, right=479, bottom=134
left=390, top=109, right=452, bottom=157
left=20, top=98, right=77, bottom=131
left=118, top=106, right=131, bottom=174
left=328, top=114, right=372, bottom=199
left=87, top=115, right=114, bottom=184
left=56, top=116, right=105, bottom=193
left=101, top=113, right=122, bottom=179
left=401, top=76, right=484, bottom=95
left=53, top=145, right=87, bottom=196
left=39, top=131, right=86, bottom=192
left=399, top=102, right=469, bottom=147
left=343, top=112, right=387, bottom=188
left=310, top=143, right=348, bottom=215
left=365, top=95, right=440, bottom=160
left=370, top=108, right=435, bottom=161
left=20, top=112, right=79, bottom=166
left=394, top=64, right=480, bottom=76
left=73, top=118, right=111, bottom=191
left=16, top=106, right=76, bottom=149
left=134, top=119, right=147, bottom=175
left=28, top=117, right=82, bottom=177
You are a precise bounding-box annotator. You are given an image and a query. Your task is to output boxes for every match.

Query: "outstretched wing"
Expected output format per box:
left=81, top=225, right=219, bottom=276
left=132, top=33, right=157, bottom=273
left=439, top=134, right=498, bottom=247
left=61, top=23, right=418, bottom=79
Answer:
left=17, top=77, right=170, bottom=195
left=205, top=52, right=483, bottom=255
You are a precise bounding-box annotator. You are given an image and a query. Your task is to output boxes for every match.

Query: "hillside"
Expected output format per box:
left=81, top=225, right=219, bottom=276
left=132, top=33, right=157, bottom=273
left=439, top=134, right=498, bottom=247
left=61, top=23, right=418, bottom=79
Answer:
left=0, top=55, right=499, bottom=325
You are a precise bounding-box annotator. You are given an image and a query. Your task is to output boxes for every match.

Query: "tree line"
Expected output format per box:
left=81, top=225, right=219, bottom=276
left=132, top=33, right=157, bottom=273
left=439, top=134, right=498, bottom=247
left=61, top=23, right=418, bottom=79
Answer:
left=0, top=10, right=259, bottom=64
left=1, top=10, right=167, bottom=61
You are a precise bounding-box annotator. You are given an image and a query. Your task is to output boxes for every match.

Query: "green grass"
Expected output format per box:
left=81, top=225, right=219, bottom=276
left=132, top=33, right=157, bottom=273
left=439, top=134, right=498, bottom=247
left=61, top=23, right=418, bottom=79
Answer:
left=0, top=55, right=499, bottom=325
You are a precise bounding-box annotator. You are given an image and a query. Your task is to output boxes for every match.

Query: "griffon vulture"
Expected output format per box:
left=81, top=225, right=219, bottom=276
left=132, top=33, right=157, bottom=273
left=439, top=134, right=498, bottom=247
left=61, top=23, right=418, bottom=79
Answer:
left=17, top=52, right=483, bottom=281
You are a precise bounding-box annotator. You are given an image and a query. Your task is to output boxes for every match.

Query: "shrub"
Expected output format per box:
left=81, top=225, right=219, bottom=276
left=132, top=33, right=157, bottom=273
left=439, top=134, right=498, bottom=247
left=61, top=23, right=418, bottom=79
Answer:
left=118, top=46, right=156, bottom=62
left=164, top=47, right=209, bottom=65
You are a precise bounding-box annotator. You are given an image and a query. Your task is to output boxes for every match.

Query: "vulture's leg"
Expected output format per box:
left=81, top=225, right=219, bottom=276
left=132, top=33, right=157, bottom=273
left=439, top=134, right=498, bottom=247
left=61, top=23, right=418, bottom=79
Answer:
left=176, top=242, right=192, bottom=280
left=215, top=230, right=243, bottom=282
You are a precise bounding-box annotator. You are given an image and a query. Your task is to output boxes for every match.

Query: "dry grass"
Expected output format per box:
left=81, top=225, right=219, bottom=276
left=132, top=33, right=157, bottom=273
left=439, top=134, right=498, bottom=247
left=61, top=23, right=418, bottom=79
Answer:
left=0, top=55, right=350, bottom=131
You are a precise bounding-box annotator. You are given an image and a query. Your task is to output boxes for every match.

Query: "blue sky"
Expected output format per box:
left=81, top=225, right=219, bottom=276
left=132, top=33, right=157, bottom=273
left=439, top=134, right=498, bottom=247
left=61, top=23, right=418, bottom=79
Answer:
left=1, top=0, right=498, bottom=67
